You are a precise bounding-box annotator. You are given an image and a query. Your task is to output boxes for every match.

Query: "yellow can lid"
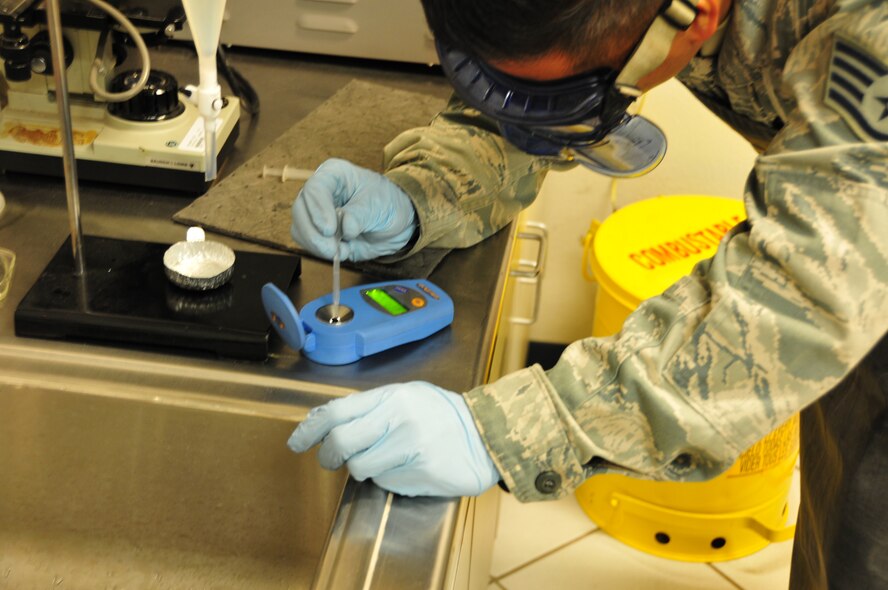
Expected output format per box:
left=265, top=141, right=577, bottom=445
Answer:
left=591, top=195, right=746, bottom=309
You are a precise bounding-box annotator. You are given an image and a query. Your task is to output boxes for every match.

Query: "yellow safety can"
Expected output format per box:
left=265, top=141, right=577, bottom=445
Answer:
left=577, top=195, right=799, bottom=562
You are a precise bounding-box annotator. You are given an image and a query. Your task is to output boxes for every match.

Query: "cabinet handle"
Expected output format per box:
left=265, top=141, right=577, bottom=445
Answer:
left=297, top=14, right=359, bottom=34
left=509, top=222, right=547, bottom=326
left=510, top=221, right=547, bottom=278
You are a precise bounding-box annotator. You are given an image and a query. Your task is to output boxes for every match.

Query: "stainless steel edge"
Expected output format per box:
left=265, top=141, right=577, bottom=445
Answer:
left=0, top=340, right=354, bottom=419
left=313, top=481, right=463, bottom=590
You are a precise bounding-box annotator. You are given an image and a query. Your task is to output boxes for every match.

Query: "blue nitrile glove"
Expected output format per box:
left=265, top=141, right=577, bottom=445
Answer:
left=287, top=382, right=501, bottom=497
left=290, top=158, right=417, bottom=261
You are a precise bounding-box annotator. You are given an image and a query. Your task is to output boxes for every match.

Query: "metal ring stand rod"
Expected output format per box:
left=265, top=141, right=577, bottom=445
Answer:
left=46, top=0, right=86, bottom=276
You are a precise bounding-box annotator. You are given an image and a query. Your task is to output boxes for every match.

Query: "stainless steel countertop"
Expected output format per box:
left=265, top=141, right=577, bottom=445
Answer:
left=0, top=43, right=512, bottom=393
left=0, top=44, right=514, bottom=589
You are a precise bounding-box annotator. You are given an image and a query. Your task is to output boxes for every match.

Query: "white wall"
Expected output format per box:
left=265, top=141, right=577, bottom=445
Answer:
left=523, top=79, right=758, bottom=345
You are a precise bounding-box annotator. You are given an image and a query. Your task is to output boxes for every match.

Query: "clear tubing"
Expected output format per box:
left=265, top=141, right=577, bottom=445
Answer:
left=197, top=56, right=221, bottom=181
left=87, top=0, right=151, bottom=102
left=204, top=115, right=217, bottom=181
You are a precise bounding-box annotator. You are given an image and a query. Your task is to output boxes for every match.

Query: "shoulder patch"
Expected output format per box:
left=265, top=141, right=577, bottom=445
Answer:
left=825, top=37, right=888, bottom=142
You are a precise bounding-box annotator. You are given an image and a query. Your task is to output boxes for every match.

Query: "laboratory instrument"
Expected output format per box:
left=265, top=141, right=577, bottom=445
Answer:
left=261, top=279, right=454, bottom=365
left=14, top=0, right=299, bottom=360
left=163, top=226, right=236, bottom=290
left=15, top=235, right=300, bottom=359
left=0, top=0, right=240, bottom=193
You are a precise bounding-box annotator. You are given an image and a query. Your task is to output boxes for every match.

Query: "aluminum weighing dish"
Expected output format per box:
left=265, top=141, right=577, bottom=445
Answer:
left=163, top=227, right=236, bottom=290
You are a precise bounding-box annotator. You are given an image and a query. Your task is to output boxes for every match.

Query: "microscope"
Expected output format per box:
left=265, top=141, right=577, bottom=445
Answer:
left=0, top=0, right=240, bottom=193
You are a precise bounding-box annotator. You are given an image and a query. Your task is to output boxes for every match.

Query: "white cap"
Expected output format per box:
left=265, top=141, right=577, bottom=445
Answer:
left=186, top=226, right=206, bottom=242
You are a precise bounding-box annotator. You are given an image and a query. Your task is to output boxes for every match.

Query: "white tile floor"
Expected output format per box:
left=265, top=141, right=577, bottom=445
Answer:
left=488, top=466, right=801, bottom=590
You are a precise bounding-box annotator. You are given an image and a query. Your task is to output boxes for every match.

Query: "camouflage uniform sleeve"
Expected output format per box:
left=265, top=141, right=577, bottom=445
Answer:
left=381, top=95, right=554, bottom=257
left=465, top=4, right=888, bottom=503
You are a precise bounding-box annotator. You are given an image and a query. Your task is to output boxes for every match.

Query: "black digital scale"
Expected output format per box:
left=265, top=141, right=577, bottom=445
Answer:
left=15, top=235, right=300, bottom=360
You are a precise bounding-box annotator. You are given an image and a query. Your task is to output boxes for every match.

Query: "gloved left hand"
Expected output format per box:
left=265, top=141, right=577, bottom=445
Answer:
left=287, top=382, right=501, bottom=497
left=290, top=159, right=417, bottom=262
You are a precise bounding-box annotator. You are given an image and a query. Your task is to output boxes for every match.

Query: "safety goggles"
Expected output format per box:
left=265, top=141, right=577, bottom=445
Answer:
left=436, top=0, right=698, bottom=177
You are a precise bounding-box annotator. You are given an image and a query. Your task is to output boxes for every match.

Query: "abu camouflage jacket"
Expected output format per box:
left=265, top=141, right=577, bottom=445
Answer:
left=384, top=0, right=888, bottom=501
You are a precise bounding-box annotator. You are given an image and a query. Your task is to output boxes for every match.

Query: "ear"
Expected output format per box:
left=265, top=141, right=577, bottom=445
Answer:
left=687, top=0, right=721, bottom=43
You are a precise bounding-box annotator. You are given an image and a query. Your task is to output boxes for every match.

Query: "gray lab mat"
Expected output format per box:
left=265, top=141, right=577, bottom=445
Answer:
left=173, top=79, right=450, bottom=279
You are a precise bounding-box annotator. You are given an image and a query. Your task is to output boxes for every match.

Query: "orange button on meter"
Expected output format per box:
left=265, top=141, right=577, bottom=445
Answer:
left=411, top=297, right=426, bottom=308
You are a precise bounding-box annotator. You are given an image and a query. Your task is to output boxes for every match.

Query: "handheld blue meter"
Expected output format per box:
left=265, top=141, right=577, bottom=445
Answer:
left=261, top=280, right=454, bottom=365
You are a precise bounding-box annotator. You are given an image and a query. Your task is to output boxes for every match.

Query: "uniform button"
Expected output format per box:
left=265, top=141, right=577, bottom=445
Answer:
left=671, top=453, right=693, bottom=469
left=535, top=471, right=561, bottom=494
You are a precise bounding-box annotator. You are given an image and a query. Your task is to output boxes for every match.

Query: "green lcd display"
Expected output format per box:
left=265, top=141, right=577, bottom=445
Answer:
left=365, top=288, right=408, bottom=316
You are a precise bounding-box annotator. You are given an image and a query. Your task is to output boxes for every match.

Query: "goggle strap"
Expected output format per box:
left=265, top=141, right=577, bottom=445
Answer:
left=615, top=0, right=699, bottom=96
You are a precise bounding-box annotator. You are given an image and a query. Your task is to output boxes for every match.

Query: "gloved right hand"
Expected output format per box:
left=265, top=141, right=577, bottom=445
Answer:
left=290, top=159, right=417, bottom=261
left=287, top=382, right=502, bottom=498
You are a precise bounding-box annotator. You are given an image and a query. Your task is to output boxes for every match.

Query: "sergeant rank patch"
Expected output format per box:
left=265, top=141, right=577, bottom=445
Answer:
left=825, top=37, right=888, bottom=142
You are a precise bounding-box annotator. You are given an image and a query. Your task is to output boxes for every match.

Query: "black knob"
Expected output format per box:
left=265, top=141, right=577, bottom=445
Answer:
left=0, top=25, right=30, bottom=81
left=107, top=69, right=186, bottom=122
left=27, top=31, right=74, bottom=77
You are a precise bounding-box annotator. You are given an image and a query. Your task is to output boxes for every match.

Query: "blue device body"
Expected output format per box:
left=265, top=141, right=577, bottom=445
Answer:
left=261, top=280, right=454, bottom=365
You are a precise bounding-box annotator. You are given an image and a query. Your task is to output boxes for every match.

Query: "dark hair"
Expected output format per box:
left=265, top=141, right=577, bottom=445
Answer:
left=421, top=0, right=663, bottom=71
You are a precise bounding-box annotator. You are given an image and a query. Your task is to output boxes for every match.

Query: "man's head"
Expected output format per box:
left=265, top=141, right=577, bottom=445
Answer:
left=420, top=0, right=663, bottom=76
left=422, top=0, right=726, bottom=89
left=425, top=0, right=728, bottom=177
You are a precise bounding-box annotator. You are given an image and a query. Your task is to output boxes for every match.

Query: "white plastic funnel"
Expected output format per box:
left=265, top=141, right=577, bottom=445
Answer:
left=181, top=0, right=227, bottom=181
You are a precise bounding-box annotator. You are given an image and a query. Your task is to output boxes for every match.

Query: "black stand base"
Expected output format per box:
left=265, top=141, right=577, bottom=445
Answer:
left=15, top=235, right=300, bottom=360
